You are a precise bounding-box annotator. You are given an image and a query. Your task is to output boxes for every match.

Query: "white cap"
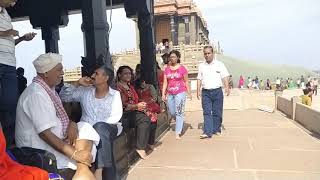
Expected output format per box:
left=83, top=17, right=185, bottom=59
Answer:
left=33, top=53, right=62, bottom=73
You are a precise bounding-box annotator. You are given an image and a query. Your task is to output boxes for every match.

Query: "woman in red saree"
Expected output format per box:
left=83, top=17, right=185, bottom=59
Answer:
left=0, top=124, right=49, bottom=180
left=135, top=78, right=161, bottom=150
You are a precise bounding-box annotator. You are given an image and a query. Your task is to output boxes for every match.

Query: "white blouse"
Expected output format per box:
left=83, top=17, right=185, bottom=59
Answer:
left=59, top=84, right=123, bottom=135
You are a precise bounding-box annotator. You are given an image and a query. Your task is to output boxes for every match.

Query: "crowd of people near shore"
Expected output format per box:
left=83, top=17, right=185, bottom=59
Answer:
left=236, top=75, right=318, bottom=93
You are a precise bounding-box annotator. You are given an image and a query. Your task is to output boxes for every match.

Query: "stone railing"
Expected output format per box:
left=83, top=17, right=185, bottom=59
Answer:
left=276, top=96, right=292, bottom=118
left=295, top=103, right=320, bottom=134
left=112, top=44, right=215, bottom=56
left=276, top=96, right=320, bottom=134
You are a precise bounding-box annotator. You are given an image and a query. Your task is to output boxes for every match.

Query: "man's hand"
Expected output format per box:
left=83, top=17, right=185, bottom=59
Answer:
left=73, top=150, right=92, bottom=166
left=78, top=77, right=93, bottom=87
left=66, top=121, right=78, bottom=146
left=20, top=32, right=36, bottom=41
left=225, top=88, right=230, bottom=96
left=4, top=29, right=19, bottom=37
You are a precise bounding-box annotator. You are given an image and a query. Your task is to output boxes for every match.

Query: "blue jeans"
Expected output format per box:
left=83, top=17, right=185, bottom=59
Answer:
left=201, top=88, right=223, bottom=136
left=167, top=92, right=186, bottom=135
left=0, top=63, right=18, bottom=146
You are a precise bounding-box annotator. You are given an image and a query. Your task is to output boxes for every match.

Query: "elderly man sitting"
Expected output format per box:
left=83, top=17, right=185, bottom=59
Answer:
left=15, top=53, right=100, bottom=180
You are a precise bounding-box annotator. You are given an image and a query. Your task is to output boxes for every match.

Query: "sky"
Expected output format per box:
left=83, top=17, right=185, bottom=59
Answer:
left=12, top=0, right=320, bottom=83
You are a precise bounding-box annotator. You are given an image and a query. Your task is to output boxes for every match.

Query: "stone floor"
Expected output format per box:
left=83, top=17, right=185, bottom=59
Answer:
left=124, top=109, right=320, bottom=180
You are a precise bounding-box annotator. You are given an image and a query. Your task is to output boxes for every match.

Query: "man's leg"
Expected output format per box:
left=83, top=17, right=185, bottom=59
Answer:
left=201, top=90, right=213, bottom=137
left=93, top=122, right=119, bottom=180
left=212, top=88, right=224, bottom=134
left=0, top=64, right=17, bottom=147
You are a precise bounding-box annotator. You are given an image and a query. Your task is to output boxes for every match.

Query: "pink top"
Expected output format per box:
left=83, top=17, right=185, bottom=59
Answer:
left=164, top=65, right=188, bottom=95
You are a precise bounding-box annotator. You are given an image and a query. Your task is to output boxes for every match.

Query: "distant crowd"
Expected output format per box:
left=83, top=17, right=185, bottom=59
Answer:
left=234, top=75, right=318, bottom=94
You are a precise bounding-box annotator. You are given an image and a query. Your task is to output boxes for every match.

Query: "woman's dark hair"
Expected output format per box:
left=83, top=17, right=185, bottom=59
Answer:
left=169, top=50, right=181, bottom=63
left=134, top=77, right=146, bottom=89
left=161, top=53, right=170, bottom=64
left=116, top=65, right=133, bottom=81
left=96, top=65, right=114, bottom=85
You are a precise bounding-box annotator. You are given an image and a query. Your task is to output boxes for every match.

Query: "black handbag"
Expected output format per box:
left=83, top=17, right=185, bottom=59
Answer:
left=9, top=146, right=58, bottom=173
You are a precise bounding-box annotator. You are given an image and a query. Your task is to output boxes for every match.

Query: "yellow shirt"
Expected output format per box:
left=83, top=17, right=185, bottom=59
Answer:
left=300, top=95, right=312, bottom=106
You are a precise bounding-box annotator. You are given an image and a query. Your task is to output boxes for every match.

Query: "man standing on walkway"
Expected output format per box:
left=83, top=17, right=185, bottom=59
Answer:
left=0, top=0, right=36, bottom=146
left=197, top=46, right=230, bottom=139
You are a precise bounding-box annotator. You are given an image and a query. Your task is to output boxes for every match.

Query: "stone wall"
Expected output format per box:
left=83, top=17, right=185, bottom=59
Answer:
left=276, top=96, right=320, bottom=135
left=277, top=96, right=292, bottom=118
left=295, top=103, right=320, bottom=134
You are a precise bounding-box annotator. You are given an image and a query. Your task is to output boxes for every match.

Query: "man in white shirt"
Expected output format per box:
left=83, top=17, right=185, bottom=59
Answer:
left=197, top=46, right=230, bottom=139
left=0, top=0, right=36, bottom=146
left=15, top=53, right=99, bottom=180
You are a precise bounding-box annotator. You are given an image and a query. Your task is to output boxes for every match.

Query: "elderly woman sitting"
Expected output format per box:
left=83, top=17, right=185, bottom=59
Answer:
left=60, top=65, right=123, bottom=180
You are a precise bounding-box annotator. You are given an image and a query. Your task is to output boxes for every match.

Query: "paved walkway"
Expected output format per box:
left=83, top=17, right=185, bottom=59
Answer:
left=124, top=109, right=320, bottom=180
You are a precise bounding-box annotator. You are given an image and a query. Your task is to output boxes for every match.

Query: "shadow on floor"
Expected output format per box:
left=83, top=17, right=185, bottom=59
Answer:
left=169, top=122, right=193, bottom=137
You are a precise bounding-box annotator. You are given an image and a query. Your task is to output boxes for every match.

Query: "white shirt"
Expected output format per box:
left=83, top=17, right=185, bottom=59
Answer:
left=0, top=7, right=15, bottom=66
left=197, top=59, right=230, bottom=89
left=15, top=82, right=100, bottom=170
left=276, top=79, right=281, bottom=85
left=59, top=84, right=123, bottom=135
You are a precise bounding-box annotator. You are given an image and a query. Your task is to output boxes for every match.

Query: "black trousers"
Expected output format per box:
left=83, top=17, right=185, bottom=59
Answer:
left=122, top=111, right=151, bottom=150
left=148, top=122, right=157, bottom=145
left=93, top=122, right=119, bottom=180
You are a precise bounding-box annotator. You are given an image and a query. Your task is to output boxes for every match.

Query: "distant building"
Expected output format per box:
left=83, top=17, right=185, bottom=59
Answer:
left=154, top=0, right=210, bottom=45
left=63, top=67, right=82, bottom=83
left=135, top=0, right=210, bottom=47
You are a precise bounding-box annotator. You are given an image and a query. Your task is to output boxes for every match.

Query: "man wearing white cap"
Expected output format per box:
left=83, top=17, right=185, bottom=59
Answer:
left=15, top=53, right=99, bottom=180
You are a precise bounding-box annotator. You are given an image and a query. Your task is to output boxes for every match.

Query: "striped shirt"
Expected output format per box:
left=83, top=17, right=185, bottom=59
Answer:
left=0, top=7, right=15, bottom=67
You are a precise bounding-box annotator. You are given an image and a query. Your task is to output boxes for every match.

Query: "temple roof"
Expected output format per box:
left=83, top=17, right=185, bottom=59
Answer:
left=154, top=0, right=207, bottom=27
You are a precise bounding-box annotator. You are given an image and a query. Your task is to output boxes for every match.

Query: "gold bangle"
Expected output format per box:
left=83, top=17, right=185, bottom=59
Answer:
left=71, top=150, right=78, bottom=160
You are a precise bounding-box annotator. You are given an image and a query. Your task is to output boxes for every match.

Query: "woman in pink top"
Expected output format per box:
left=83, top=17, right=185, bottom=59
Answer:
left=238, top=75, right=244, bottom=89
left=162, top=50, right=191, bottom=139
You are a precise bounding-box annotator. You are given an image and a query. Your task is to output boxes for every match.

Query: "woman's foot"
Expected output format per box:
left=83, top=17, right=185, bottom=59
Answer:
left=176, top=134, right=181, bottom=140
left=136, top=149, right=148, bottom=159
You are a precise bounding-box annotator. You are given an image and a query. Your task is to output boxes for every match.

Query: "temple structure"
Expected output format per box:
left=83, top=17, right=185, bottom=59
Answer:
left=154, top=0, right=210, bottom=45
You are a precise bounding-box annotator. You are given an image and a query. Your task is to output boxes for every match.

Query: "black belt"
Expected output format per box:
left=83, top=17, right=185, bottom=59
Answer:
left=202, top=87, right=222, bottom=91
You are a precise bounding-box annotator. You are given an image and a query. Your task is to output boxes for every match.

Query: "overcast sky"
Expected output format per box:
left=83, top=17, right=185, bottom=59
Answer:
left=13, top=0, right=320, bottom=82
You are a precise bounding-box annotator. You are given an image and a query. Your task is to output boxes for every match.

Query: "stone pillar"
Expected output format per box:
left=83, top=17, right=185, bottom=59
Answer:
left=189, top=15, right=196, bottom=44
left=80, top=0, right=112, bottom=77
left=184, top=16, right=190, bottom=45
left=170, top=15, right=177, bottom=45
left=137, top=0, right=158, bottom=89
left=291, top=96, right=299, bottom=120
left=41, top=26, right=60, bottom=53
left=275, top=90, right=283, bottom=110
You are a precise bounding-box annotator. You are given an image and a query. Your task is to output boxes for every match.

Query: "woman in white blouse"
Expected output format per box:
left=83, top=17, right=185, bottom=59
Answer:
left=60, top=65, right=122, bottom=180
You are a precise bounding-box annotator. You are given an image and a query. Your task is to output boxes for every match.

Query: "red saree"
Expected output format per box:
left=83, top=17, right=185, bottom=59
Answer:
left=136, top=85, right=161, bottom=123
